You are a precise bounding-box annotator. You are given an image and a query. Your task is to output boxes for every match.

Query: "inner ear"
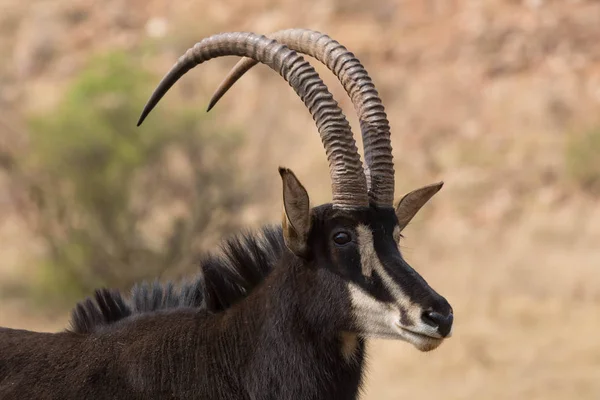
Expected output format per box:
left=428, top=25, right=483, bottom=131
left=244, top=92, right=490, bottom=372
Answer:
left=279, top=167, right=311, bottom=256
left=395, top=182, right=443, bottom=232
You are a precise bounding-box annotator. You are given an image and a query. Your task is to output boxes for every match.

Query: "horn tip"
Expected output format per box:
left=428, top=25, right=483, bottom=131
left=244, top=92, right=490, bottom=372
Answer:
left=430, top=181, right=444, bottom=193
left=136, top=112, right=147, bottom=127
left=137, top=101, right=157, bottom=126
left=206, top=100, right=216, bottom=112
left=207, top=89, right=226, bottom=112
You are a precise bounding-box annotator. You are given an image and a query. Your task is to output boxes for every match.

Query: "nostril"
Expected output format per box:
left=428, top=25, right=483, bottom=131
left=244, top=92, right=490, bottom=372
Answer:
left=422, top=311, right=453, bottom=337
left=421, top=311, right=440, bottom=328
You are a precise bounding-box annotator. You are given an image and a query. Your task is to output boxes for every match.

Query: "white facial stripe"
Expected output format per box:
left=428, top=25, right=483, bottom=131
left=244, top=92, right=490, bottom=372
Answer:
left=356, top=224, right=415, bottom=317
left=356, top=224, right=375, bottom=277
left=351, top=224, right=446, bottom=349
left=347, top=283, right=399, bottom=334
left=346, top=282, right=443, bottom=351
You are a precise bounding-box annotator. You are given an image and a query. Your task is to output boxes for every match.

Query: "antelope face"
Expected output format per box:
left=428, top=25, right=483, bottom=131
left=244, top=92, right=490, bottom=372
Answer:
left=280, top=168, right=453, bottom=352
left=345, top=205, right=452, bottom=352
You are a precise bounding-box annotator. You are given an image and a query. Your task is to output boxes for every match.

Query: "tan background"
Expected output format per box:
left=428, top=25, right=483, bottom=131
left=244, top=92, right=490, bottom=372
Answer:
left=1, top=1, right=599, bottom=398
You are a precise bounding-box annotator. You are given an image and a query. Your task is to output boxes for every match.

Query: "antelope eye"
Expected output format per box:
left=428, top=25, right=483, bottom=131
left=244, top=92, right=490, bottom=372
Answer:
left=333, top=231, right=352, bottom=245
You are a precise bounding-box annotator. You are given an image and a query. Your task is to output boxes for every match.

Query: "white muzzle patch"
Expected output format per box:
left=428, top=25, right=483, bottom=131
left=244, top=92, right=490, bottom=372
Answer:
left=348, top=224, right=446, bottom=351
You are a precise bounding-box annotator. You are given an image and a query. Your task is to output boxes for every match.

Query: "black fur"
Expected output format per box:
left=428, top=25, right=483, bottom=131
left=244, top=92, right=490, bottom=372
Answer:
left=0, top=219, right=365, bottom=399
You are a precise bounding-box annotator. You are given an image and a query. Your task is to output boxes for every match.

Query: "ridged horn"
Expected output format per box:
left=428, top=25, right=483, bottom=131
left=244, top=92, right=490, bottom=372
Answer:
left=207, top=29, right=395, bottom=207
left=137, top=32, right=368, bottom=209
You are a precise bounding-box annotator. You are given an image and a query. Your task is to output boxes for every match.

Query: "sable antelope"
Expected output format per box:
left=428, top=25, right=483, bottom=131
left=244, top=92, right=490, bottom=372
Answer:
left=0, top=30, right=453, bottom=400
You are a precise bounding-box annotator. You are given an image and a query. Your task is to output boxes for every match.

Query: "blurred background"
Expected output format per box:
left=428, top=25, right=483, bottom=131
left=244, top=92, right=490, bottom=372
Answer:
left=0, top=0, right=599, bottom=398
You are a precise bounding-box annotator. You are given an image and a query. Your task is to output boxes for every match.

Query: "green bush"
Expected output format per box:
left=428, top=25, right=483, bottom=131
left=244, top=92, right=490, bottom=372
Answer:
left=13, top=50, right=246, bottom=305
left=566, top=128, right=600, bottom=196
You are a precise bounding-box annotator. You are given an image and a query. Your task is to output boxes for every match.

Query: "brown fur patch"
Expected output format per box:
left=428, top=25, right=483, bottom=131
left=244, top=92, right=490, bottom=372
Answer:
left=393, top=225, right=402, bottom=243
left=339, top=332, right=360, bottom=364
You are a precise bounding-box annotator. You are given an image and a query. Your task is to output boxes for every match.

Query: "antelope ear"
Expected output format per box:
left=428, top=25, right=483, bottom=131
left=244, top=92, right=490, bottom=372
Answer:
left=395, top=182, right=443, bottom=232
left=279, top=167, right=311, bottom=256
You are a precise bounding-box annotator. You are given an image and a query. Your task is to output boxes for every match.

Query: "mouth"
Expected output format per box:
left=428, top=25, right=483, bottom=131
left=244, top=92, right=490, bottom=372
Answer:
left=395, top=324, right=445, bottom=352
left=399, top=326, right=441, bottom=340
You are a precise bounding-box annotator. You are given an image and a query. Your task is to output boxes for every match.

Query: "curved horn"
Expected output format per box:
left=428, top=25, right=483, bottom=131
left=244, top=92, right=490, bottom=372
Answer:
left=137, top=32, right=368, bottom=209
left=207, top=29, right=395, bottom=207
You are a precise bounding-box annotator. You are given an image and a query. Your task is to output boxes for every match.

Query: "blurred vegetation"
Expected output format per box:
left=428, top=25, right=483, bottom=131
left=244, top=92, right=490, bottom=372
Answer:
left=6, top=50, right=246, bottom=306
left=566, top=127, right=600, bottom=196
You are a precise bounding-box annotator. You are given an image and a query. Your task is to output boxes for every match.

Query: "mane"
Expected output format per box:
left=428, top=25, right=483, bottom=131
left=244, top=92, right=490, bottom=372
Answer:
left=68, top=225, right=286, bottom=334
left=68, top=288, right=131, bottom=334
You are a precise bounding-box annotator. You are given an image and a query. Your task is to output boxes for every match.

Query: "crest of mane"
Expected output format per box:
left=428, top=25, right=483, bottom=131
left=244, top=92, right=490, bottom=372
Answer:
left=68, top=226, right=286, bottom=334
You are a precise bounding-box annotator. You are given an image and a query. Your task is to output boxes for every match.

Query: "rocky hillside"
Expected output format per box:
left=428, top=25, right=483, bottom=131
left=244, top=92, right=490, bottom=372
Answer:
left=3, top=0, right=600, bottom=209
left=1, top=1, right=599, bottom=399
